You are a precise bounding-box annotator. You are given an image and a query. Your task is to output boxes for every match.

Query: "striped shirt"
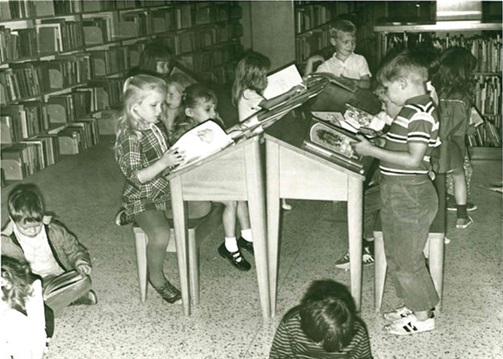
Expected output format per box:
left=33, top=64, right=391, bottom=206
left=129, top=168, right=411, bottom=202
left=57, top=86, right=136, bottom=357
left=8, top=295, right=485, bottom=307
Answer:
left=380, top=94, right=440, bottom=177
left=115, top=123, right=171, bottom=218
left=270, top=306, right=373, bottom=359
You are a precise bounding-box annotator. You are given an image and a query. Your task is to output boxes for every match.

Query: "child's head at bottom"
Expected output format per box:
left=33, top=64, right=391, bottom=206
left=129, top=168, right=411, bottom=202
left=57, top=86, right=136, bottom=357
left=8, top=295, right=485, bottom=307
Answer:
left=300, top=279, right=356, bottom=353
left=183, top=84, right=218, bottom=123
left=8, top=183, right=45, bottom=238
left=1, top=255, right=34, bottom=314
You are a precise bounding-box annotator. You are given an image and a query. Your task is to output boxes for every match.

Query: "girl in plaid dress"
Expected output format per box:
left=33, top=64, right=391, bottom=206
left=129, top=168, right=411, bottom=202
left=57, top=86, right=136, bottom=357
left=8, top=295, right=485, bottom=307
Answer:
left=115, top=74, right=186, bottom=304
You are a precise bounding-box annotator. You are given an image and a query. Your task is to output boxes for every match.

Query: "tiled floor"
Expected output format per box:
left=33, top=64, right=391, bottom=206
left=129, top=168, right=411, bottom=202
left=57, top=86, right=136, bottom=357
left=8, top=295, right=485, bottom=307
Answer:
left=1, top=138, right=502, bottom=359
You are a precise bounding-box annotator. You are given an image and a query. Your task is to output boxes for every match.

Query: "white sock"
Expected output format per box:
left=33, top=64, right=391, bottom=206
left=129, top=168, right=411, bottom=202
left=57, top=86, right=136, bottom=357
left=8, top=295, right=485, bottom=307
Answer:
left=240, top=229, right=253, bottom=242
left=225, top=237, right=238, bottom=252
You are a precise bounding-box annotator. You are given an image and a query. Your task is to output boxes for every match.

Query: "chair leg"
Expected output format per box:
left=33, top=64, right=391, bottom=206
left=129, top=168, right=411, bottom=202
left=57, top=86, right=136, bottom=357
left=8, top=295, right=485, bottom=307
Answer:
left=134, top=228, right=149, bottom=303
left=427, top=233, right=445, bottom=312
left=373, top=231, right=387, bottom=313
left=188, top=229, right=199, bottom=306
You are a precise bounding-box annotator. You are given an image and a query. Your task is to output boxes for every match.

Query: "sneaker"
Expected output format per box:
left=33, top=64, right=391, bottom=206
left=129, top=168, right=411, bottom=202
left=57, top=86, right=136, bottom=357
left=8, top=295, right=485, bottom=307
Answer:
left=281, top=200, right=292, bottom=211
left=115, top=207, right=132, bottom=226
left=384, top=314, right=435, bottom=335
left=456, top=216, right=473, bottom=229
left=70, top=290, right=98, bottom=306
left=335, top=246, right=374, bottom=271
left=382, top=306, right=413, bottom=321
left=447, top=201, right=478, bottom=212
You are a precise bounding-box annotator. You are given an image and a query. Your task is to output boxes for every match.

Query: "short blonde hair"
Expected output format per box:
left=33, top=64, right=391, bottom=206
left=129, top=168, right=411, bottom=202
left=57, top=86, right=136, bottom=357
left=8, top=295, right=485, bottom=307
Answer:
left=329, top=19, right=356, bottom=39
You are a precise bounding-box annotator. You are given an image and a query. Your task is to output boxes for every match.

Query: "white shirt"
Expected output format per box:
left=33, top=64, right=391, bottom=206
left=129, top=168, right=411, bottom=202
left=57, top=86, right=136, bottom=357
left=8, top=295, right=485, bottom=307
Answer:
left=238, top=89, right=265, bottom=122
left=14, top=225, right=64, bottom=278
left=316, top=52, right=371, bottom=80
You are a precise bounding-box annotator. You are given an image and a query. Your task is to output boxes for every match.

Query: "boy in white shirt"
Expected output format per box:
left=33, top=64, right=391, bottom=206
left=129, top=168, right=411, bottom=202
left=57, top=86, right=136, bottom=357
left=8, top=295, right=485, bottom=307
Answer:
left=305, top=19, right=371, bottom=90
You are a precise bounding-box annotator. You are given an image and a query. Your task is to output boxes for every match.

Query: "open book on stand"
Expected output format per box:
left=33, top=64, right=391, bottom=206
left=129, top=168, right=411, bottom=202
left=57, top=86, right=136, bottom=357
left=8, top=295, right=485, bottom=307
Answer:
left=306, top=72, right=359, bottom=93
left=302, top=118, right=373, bottom=174
left=263, top=63, right=304, bottom=100
left=170, top=120, right=234, bottom=171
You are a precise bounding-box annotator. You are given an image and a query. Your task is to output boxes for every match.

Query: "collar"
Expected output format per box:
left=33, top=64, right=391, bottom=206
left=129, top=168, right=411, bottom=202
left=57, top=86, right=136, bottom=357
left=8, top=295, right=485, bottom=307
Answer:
left=331, top=52, right=355, bottom=63
left=405, top=93, right=431, bottom=105
left=1, top=215, right=52, bottom=236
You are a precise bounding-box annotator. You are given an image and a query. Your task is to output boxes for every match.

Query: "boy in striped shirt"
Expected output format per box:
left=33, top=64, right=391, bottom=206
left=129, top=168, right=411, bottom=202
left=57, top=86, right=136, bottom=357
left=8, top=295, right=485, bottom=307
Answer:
left=352, top=50, right=440, bottom=335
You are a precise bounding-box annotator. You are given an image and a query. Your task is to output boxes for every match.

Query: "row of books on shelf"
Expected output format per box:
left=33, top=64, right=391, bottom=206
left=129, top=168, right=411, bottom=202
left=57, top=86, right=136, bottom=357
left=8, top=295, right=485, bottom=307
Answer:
left=0, top=18, right=242, bottom=64
left=474, top=75, right=502, bottom=116
left=295, top=3, right=332, bottom=34
left=295, top=25, right=331, bottom=63
left=467, top=120, right=501, bottom=148
left=1, top=118, right=99, bottom=184
left=178, top=42, right=243, bottom=73
left=1, top=79, right=123, bottom=142
left=381, top=33, right=502, bottom=73
left=0, top=0, right=241, bottom=21
left=0, top=55, right=92, bottom=104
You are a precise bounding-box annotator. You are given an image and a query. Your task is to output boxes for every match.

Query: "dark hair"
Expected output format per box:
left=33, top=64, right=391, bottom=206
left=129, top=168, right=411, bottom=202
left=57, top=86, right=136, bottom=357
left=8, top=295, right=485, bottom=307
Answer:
left=183, top=83, right=217, bottom=109
left=1, top=255, right=34, bottom=315
left=377, top=49, right=429, bottom=85
left=432, top=46, right=477, bottom=99
left=232, top=51, right=271, bottom=105
left=299, top=280, right=356, bottom=353
left=138, top=42, right=173, bottom=75
left=8, top=183, right=44, bottom=225
left=409, top=47, right=441, bottom=81
left=330, top=19, right=356, bottom=38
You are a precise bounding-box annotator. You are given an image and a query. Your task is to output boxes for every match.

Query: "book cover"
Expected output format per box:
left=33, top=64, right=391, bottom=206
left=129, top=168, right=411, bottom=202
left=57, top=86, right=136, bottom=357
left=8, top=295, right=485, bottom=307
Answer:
left=263, top=64, right=303, bottom=100
left=170, top=120, right=234, bottom=170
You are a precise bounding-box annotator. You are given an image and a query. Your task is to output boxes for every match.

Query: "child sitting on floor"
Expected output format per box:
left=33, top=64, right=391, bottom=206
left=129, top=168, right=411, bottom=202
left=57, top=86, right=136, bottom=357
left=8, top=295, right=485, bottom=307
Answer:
left=270, top=279, right=373, bottom=359
left=1, top=184, right=97, bottom=317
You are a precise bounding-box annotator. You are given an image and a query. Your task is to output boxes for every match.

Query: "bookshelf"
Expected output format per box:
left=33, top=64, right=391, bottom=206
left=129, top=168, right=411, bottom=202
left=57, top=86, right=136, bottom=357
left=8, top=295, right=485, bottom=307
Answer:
left=373, top=21, right=502, bottom=160
left=0, top=0, right=244, bottom=185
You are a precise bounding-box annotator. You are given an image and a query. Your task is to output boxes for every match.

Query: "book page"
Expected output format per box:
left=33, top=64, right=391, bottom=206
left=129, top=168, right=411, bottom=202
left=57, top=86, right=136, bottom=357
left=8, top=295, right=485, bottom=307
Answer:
left=263, top=64, right=303, bottom=100
left=171, top=120, right=234, bottom=170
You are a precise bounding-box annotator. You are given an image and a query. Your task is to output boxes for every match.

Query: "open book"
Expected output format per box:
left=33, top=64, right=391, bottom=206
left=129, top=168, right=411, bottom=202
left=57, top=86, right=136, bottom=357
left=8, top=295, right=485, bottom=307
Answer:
left=170, top=120, right=234, bottom=170
left=43, top=270, right=90, bottom=299
left=263, top=64, right=303, bottom=100
left=307, top=72, right=359, bottom=93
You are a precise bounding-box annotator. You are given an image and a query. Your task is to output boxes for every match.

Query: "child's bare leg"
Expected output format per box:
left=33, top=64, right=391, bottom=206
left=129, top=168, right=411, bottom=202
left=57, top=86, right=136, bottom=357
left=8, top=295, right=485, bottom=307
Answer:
left=237, top=201, right=251, bottom=231
left=221, top=201, right=238, bottom=249
left=452, top=167, right=467, bottom=207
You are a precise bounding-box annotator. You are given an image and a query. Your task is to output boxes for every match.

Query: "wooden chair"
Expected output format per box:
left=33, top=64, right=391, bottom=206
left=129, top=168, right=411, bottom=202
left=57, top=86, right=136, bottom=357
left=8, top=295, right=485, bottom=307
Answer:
left=373, top=178, right=446, bottom=312
left=132, top=203, right=223, bottom=304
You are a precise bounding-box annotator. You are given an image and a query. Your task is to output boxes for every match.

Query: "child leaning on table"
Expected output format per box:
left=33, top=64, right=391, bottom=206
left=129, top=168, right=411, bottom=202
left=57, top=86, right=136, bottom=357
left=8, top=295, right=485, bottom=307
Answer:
left=171, top=84, right=255, bottom=272
left=352, top=50, right=440, bottom=335
left=269, top=279, right=373, bottom=359
left=304, top=19, right=371, bottom=90
left=1, top=184, right=97, bottom=317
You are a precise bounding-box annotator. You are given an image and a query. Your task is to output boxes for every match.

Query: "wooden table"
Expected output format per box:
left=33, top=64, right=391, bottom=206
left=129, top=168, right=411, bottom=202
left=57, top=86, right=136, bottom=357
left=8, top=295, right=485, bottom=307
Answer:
left=265, top=86, right=381, bottom=315
left=167, top=136, right=270, bottom=318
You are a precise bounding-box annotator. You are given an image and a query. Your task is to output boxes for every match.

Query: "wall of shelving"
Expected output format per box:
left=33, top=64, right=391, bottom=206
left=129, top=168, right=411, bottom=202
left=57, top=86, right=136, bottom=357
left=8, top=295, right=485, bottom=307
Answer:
left=0, top=0, right=244, bottom=185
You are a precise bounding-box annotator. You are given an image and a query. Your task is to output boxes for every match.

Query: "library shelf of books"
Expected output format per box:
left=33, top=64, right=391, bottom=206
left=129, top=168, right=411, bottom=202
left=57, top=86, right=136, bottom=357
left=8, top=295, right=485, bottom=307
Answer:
left=374, top=21, right=502, bottom=160
left=0, top=0, right=244, bottom=186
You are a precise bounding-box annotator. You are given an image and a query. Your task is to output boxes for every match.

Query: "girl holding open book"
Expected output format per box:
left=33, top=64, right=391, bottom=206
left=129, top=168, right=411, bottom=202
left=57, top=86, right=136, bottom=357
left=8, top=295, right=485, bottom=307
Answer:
left=232, top=51, right=305, bottom=211
left=115, top=75, right=211, bottom=304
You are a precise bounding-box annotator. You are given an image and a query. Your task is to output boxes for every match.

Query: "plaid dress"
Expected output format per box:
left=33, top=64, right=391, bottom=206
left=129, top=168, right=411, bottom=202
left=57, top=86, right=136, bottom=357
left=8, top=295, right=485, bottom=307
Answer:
left=115, top=124, right=171, bottom=220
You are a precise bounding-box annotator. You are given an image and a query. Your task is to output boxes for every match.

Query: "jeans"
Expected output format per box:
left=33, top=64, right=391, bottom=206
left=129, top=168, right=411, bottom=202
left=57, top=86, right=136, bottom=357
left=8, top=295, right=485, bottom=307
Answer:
left=380, top=175, right=440, bottom=312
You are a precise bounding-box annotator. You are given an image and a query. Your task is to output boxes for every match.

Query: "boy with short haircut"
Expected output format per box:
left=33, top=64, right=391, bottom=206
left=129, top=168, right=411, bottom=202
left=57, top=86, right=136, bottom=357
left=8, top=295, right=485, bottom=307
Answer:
left=1, top=183, right=97, bottom=316
left=305, top=19, right=371, bottom=89
left=352, top=50, right=440, bottom=335
left=269, top=280, right=373, bottom=359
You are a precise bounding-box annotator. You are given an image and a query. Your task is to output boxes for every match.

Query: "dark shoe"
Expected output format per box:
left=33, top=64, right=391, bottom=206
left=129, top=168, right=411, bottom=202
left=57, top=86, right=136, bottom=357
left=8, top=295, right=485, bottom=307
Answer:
left=237, top=237, right=254, bottom=255
left=70, top=290, right=98, bottom=306
left=152, top=281, right=182, bottom=304
left=218, top=243, right=251, bottom=271
left=115, top=207, right=132, bottom=226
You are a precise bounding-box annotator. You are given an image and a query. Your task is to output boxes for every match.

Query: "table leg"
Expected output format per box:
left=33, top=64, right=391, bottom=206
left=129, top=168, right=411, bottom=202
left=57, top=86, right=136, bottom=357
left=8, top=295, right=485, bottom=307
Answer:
left=244, top=140, right=270, bottom=320
left=170, top=177, right=191, bottom=316
left=347, top=178, right=363, bottom=310
left=266, top=140, right=281, bottom=317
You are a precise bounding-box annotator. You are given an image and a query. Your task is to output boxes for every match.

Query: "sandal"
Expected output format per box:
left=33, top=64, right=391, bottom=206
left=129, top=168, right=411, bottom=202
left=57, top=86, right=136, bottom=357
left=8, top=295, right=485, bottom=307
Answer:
left=382, top=306, right=413, bottom=321
left=152, top=281, right=182, bottom=304
left=384, top=314, right=435, bottom=335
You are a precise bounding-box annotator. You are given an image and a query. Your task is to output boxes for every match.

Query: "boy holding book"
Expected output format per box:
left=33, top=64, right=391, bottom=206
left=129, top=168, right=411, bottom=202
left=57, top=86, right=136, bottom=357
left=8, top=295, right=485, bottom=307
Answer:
left=352, top=50, right=440, bottom=335
left=1, top=183, right=97, bottom=317
left=305, top=19, right=371, bottom=90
